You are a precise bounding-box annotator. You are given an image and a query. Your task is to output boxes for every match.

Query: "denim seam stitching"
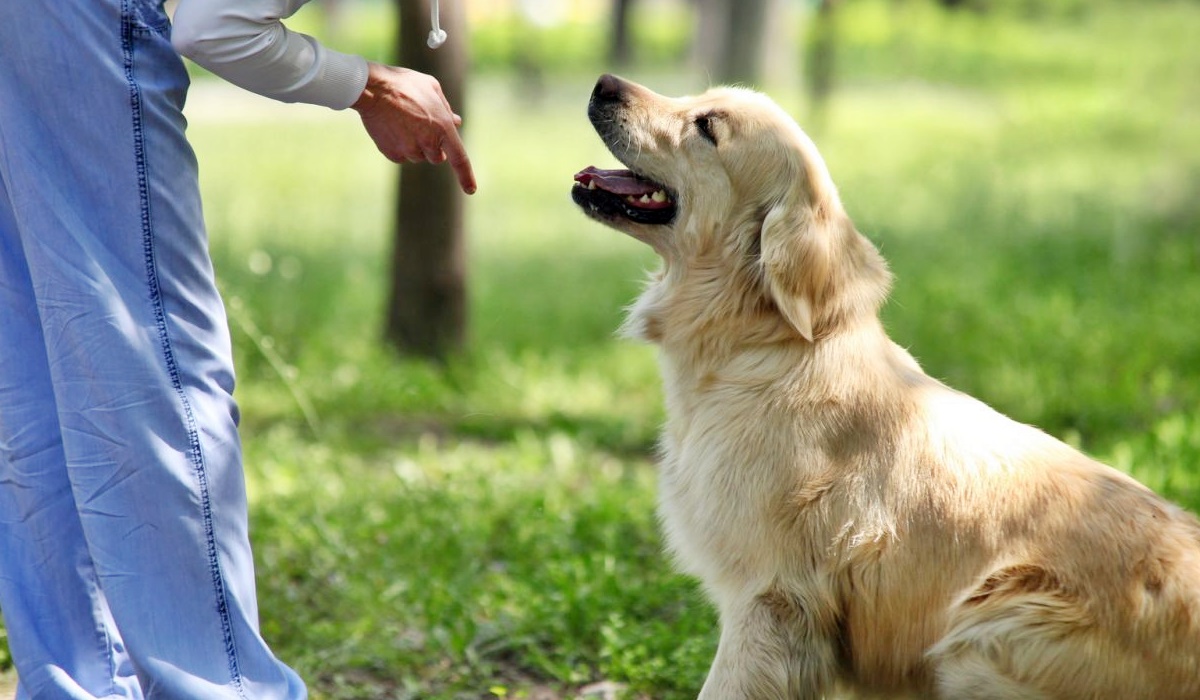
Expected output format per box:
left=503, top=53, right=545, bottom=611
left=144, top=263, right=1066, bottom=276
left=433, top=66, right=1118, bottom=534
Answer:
left=121, top=5, right=246, bottom=696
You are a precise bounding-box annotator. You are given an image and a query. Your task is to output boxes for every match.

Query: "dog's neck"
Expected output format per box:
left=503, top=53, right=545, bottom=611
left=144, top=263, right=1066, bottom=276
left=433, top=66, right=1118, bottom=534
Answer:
left=624, top=232, right=891, bottom=354
left=621, top=220, right=911, bottom=404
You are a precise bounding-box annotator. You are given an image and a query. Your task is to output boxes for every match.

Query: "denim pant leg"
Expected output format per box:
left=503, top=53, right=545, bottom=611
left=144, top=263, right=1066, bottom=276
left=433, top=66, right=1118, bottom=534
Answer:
left=0, top=1, right=304, bottom=698
left=0, top=173, right=142, bottom=700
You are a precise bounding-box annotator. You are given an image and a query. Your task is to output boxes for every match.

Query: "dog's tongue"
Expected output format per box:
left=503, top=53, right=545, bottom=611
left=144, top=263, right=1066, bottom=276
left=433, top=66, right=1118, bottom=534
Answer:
left=574, top=166, right=661, bottom=196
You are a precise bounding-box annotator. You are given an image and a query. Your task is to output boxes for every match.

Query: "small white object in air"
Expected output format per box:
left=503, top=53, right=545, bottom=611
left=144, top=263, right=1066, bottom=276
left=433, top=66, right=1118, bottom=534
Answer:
left=427, top=0, right=447, bottom=48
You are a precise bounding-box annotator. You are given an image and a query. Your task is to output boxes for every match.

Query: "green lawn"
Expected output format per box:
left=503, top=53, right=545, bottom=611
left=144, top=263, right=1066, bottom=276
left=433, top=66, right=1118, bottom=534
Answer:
left=3, top=1, right=1200, bottom=698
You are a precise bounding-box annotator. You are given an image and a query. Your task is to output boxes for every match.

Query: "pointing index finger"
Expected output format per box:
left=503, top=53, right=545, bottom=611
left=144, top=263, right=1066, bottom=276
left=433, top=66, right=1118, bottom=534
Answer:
left=440, top=123, right=476, bottom=195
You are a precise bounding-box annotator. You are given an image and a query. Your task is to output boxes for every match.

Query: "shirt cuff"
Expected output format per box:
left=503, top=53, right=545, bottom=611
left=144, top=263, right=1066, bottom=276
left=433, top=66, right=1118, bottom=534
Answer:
left=312, top=49, right=369, bottom=111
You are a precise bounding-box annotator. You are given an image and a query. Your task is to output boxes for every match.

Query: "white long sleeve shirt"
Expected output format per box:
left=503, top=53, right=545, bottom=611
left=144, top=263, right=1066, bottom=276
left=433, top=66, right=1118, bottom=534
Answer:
left=171, top=0, right=369, bottom=111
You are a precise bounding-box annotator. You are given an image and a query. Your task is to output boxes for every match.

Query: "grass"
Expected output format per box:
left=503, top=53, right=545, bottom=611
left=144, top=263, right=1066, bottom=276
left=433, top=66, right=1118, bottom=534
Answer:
left=3, top=1, right=1200, bottom=697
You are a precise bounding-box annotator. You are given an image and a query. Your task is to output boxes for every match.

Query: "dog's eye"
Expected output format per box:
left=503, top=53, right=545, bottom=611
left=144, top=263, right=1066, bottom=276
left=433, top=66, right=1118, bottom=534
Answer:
left=695, top=114, right=718, bottom=145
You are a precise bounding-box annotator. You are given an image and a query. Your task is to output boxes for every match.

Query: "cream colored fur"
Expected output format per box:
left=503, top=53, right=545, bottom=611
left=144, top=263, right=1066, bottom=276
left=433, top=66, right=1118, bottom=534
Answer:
left=577, top=76, right=1200, bottom=699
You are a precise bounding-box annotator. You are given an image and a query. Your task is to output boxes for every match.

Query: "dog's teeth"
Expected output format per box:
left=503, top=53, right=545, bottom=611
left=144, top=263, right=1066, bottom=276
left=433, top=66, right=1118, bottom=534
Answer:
left=639, top=195, right=652, bottom=204
left=651, top=190, right=667, bottom=203
left=588, top=181, right=596, bottom=190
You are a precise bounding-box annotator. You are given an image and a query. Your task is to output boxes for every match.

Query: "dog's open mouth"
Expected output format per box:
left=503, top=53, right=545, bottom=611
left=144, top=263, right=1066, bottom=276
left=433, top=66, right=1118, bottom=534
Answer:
left=572, top=166, right=677, bottom=225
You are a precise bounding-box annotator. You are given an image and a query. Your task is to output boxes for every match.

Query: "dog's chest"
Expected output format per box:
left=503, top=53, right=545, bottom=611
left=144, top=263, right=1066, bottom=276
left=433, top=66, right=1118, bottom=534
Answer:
left=655, top=392, right=809, bottom=584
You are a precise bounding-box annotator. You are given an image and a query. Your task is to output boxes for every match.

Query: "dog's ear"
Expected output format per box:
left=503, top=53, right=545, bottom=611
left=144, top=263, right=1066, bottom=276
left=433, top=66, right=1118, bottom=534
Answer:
left=758, top=196, right=841, bottom=343
left=756, top=124, right=883, bottom=343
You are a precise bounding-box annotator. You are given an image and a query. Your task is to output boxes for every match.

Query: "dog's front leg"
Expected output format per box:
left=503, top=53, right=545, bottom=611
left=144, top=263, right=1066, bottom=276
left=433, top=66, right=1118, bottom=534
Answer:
left=697, top=592, right=839, bottom=700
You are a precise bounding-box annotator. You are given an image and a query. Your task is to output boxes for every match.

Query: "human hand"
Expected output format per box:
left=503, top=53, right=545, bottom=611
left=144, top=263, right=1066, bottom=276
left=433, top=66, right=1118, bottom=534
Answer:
left=351, top=62, right=476, bottom=194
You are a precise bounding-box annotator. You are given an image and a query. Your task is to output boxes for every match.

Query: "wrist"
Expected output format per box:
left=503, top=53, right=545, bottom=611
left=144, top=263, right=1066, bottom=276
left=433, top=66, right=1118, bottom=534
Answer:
left=352, top=62, right=385, bottom=112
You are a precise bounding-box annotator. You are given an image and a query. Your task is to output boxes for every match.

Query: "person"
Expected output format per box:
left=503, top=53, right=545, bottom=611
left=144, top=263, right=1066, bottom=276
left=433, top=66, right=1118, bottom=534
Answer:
left=0, top=0, right=472, bottom=697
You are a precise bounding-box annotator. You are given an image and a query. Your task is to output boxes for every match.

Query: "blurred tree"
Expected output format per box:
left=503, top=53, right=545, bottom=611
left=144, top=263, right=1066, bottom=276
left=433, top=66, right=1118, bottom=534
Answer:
left=386, top=0, right=468, bottom=359
left=513, top=6, right=546, bottom=104
left=693, top=0, right=773, bottom=86
left=609, top=0, right=637, bottom=67
left=806, top=0, right=840, bottom=130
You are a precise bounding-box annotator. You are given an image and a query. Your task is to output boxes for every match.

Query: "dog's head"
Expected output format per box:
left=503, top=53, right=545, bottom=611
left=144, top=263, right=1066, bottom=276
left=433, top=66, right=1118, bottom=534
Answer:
left=573, top=74, right=890, bottom=345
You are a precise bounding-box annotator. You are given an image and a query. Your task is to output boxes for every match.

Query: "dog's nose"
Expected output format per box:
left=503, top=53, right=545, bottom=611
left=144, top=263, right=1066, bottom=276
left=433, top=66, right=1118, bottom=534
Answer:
left=592, top=74, right=624, bottom=104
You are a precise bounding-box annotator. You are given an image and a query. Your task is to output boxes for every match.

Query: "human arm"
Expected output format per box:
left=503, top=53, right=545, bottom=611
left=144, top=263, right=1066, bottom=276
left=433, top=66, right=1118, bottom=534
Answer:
left=171, top=0, right=368, bottom=109
left=171, top=0, right=475, bottom=193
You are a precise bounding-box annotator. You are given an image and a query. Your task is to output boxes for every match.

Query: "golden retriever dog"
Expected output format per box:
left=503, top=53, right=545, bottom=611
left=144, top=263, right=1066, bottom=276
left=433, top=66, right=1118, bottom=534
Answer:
left=571, top=74, right=1200, bottom=699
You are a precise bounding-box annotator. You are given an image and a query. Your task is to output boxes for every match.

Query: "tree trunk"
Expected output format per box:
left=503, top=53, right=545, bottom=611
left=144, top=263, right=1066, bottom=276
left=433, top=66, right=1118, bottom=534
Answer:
left=691, top=0, right=722, bottom=76
left=694, top=0, right=772, bottom=87
left=806, top=0, right=840, bottom=131
left=609, top=0, right=636, bottom=67
left=386, top=0, right=468, bottom=360
left=719, top=0, right=769, bottom=86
